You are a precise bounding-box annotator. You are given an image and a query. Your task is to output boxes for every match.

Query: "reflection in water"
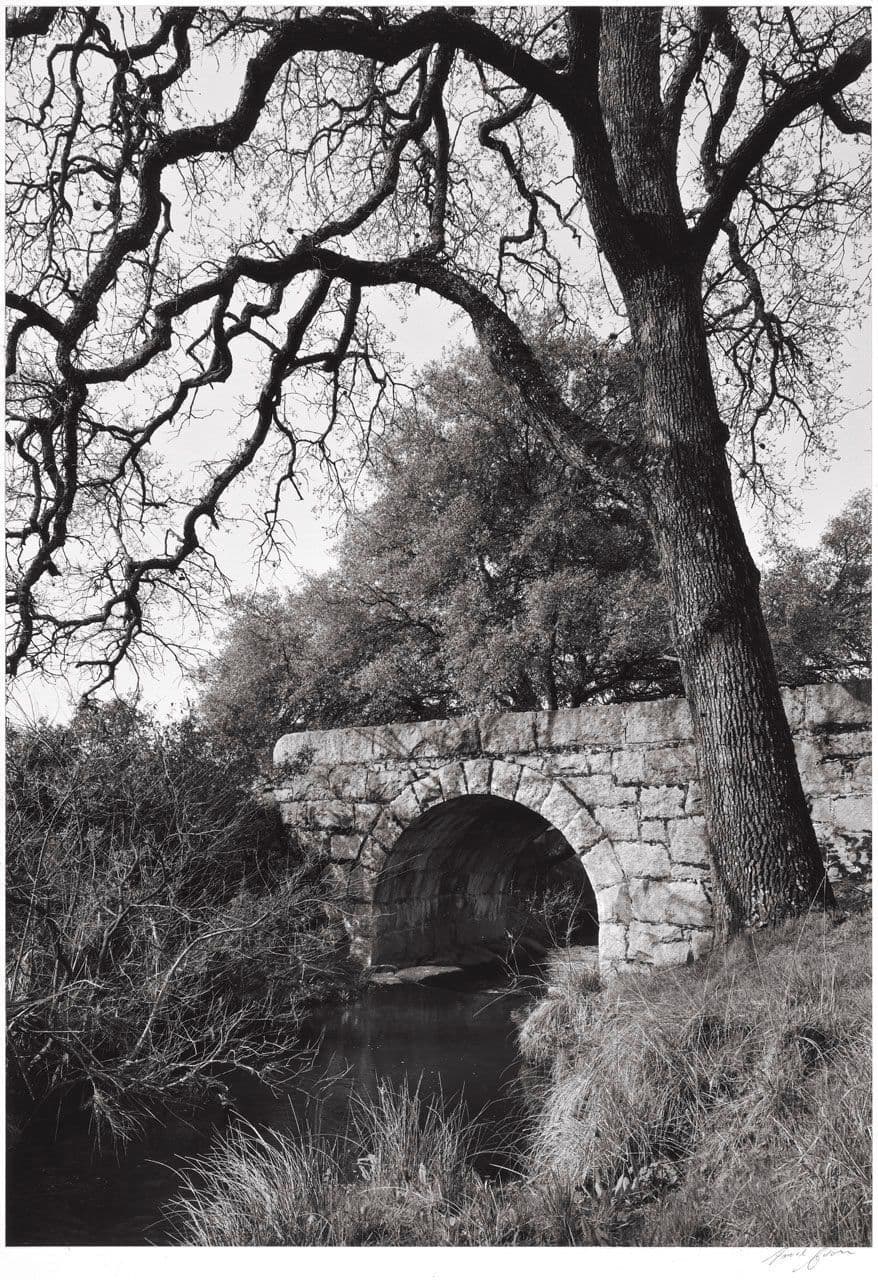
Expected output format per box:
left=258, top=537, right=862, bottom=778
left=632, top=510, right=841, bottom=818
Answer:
left=7, top=982, right=529, bottom=1246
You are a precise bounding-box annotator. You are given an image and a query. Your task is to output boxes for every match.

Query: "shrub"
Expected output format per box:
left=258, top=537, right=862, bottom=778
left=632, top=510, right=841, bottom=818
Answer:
left=6, top=701, right=359, bottom=1140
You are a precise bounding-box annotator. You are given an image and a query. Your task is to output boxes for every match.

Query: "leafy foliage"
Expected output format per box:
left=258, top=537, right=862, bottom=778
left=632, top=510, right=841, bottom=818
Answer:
left=762, top=490, right=870, bottom=684
left=198, top=336, right=679, bottom=760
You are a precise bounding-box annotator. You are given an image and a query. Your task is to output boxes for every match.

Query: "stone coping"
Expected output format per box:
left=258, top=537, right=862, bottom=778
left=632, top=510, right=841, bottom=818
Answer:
left=274, top=680, right=871, bottom=769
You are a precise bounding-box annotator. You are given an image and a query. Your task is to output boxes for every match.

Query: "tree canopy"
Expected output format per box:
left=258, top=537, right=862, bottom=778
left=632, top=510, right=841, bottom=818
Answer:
left=762, top=488, right=871, bottom=685
left=5, top=6, right=869, bottom=687
left=198, top=340, right=868, bottom=767
left=198, top=331, right=679, bottom=758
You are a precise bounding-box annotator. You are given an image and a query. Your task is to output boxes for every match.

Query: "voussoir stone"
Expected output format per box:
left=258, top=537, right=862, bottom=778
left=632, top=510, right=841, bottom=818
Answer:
left=463, top=757, right=493, bottom=795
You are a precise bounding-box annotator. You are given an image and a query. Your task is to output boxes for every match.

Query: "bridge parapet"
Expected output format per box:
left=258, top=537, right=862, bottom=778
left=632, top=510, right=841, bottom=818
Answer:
left=273, top=681, right=871, bottom=973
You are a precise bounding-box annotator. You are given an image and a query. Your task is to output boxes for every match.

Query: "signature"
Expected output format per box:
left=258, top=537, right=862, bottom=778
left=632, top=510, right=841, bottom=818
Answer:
left=763, top=1249, right=856, bottom=1272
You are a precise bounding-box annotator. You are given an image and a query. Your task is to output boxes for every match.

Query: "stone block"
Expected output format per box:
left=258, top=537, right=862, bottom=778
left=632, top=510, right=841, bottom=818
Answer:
left=330, top=834, right=363, bottom=862
left=623, top=697, right=692, bottom=744
left=684, top=780, right=703, bottom=815
left=359, top=767, right=415, bottom=803
left=794, top=738, right=847, bottom=792
left=687, top=929, right=714, bottom=961
left=581, top=838, right=624, bottom=891
left=515, top=772, right=555, bottom=815
left=641, top=744, right=698, bottom=785
left=597, top=881, right=631, bottom=925
left=412, top=773, right=443, bottom=809
left=629, top=877, right=712, bottom=928
left=310, top=800, right=355, bottom=830
left=536, top=703, right=625, bottom=750
left=640, top=818, right=667, bottom=845
left=804, top=681, right=871, bottom=732
left=781, top=686, right=805, bottom=730
left=594, top=804, right=639, bottom=840
left=652, top=939, right=697, bottom=967
left=564, top=774, right=636, bottom=807
left=613, top=841, right=672, bottom=879
left=370, top=715, right=481, bottom=761
left=819, top=729, right=873, bottom=760
left=464, top=757, right=493, bottom=796
left=275, top=726, right=376, bottom=767
left=478, top=710, right=537, bottom=755
left=279, top=801, right=304, bottom=828
left=273, top=775, right=321, bottom=803
left=491, top=760, right=523, bottom=801
left=850, top=756, right=873, bottom=787
left=807, top=795, right=835, bottom=825
left=627, top=920, right=685, bottom=961
left=327, top=861, right=372, bottom=899
left=295, top=829, right=329, bottom=859
left=389, top=784, right=422, bottom=826
left=358, top=834, right=383, bottom=875
left=667, top=815, right=710, bottom=865
left=599, top=922, right=628, bottom=964
left=325, top=764, right=370, bottom=801
left=353, top=802, right=383, bottom=830
left=832, top=794, right=872, bottom=833
left=371, top=810, right=404, bottom=851
left=561, top=807, right=604, bottom=854
left=543, top=780, right=586, bottom=832
left=640, top=785, right=686, bottom=820
left=611, top=749, right=645, bottom=785
left=438, top=761, right=468, bottom=801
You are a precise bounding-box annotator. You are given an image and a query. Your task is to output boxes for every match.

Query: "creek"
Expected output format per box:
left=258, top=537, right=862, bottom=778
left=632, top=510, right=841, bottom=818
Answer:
left=7, top=977, right=531, bottom=1246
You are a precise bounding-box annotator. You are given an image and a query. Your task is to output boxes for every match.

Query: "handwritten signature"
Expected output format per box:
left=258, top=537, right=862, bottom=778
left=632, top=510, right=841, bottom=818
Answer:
left=763, top=1249, right=855, bottom=1272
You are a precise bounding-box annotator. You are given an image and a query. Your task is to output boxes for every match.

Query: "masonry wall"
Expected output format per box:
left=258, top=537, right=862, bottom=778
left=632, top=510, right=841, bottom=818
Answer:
left=273, top=680, right=871, bottom=973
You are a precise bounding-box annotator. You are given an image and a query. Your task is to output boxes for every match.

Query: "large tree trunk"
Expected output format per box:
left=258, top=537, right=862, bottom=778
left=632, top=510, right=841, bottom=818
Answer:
left=561, top=8, right=835, bottom=936
left=627, top=263, right=833, bottom=935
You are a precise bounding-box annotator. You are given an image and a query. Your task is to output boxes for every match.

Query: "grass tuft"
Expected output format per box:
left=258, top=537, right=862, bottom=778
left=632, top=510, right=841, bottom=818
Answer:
left=168, top=907, right=871, bottom=1247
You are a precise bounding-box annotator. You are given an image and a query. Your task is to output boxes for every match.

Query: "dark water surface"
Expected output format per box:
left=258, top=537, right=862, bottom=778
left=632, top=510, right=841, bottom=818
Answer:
left=7, top=981, right=529, bottom=1246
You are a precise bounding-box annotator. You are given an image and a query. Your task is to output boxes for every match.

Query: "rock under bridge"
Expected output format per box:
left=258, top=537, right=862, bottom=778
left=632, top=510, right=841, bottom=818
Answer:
left=273, top=681, right=871, bottom=975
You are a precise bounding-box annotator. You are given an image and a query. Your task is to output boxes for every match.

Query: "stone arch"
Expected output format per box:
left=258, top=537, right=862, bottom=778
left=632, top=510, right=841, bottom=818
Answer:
left=359, top=759, right=620, bottom=970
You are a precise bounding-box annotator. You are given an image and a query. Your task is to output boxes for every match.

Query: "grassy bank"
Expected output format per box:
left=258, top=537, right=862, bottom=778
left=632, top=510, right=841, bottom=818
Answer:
left=520, top=905, right=871, bottom=1246
left=170, top=905, right=871, bottom=1246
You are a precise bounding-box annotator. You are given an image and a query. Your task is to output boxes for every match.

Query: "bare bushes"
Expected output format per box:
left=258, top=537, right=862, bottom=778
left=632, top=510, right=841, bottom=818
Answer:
left=6, top=702, right=359, bottom=1139
left=523, top=909, right=872, bottom=1246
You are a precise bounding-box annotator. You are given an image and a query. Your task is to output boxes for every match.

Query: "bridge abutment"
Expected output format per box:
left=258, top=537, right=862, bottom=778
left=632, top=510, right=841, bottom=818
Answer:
left=273, top=682, right=871, bottom=974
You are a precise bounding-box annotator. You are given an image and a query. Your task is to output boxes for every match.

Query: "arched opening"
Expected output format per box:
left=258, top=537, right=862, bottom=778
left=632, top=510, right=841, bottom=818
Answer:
left=371, top=794, right=598, bottom=969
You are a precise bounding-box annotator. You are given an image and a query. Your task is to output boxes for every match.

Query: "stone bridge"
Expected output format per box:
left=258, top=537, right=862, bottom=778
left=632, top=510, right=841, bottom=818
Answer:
left=273, top=681, right=871, bottom=975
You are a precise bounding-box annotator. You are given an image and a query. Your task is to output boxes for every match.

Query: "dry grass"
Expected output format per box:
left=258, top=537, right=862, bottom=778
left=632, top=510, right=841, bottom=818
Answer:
left=523, top=906, right=872, bottom=1246
left=169, top=907, right=871, bottom=1247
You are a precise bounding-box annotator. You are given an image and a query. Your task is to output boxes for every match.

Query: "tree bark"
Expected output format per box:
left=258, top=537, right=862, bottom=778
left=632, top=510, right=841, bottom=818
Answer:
left=626, top=262, right=833, bottom=934
left=563, top=8, right=836, bottom=934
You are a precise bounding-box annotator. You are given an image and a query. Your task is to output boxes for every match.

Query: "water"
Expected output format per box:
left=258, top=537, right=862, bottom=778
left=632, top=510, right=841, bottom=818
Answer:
left=6, top=980, right=529, bottom=1246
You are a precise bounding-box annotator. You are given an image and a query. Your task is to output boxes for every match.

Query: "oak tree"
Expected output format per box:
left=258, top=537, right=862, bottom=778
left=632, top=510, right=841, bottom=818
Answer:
left=5, top=7, right=870, bottom=934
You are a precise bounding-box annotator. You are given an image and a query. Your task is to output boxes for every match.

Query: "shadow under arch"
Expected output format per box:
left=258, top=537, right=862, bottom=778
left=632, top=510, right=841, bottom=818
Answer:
left=370, top=793, right=598, bottom=969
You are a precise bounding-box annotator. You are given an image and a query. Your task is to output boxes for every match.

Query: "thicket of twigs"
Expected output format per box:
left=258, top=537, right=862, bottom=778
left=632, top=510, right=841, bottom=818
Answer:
left=6, top=701, right=359, bottom=1142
